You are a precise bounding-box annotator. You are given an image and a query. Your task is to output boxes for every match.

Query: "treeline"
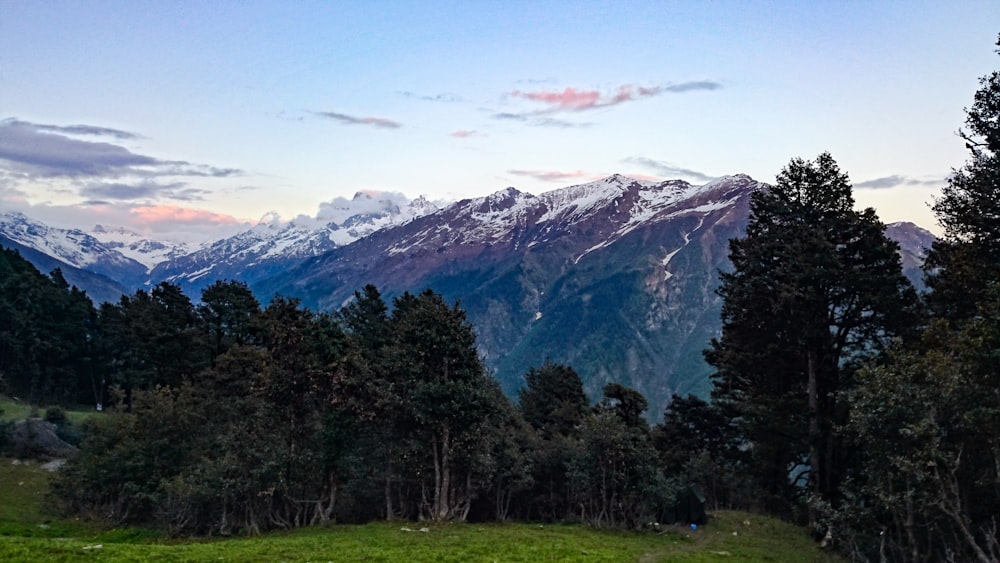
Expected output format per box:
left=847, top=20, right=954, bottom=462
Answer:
left=24, top=283, right=682, bottom=534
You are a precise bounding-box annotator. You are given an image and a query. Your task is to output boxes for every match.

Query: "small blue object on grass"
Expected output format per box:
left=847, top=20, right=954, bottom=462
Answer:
left=690, top=523, right=697, bottom=531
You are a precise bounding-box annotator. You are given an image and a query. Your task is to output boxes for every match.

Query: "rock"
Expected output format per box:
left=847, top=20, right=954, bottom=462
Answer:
left=6, top=418, right=78, bottom=459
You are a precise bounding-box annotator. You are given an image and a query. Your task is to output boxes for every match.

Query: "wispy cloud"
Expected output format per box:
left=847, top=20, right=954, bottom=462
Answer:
left=508, top=169, right=592, bottom=183
left=21, top=120, right=143, bottom=140
left=855, top=175, right=946, bottom=189
left=493, top=112, right=529, bottom=121
left=399, top=91, right=461, bottom=103
left=663, top=80, right=722, bottom=93
left=314, top=111, right=402, bottom=129
left=533, top=117, right=592, bottom=129
left=80, top=181, right=209, bottom=201
left=508, top=81, right=720, bottom=114
left=0, top=118, right=241, bottom=179
left=451, top=130, right=486, bottom=138
left=623, top=157, right=713, bottom=182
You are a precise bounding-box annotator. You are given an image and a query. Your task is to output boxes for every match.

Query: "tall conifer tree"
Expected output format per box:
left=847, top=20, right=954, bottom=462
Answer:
left=707, top=153, right=917, bottom=520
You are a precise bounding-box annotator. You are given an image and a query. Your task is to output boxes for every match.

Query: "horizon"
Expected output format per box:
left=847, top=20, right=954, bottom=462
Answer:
left=3, top=2, right=999, bottom=239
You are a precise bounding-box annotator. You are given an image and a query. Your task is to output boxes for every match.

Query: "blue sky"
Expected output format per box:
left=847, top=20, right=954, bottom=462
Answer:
left=1, top=1, right=998, bottom=239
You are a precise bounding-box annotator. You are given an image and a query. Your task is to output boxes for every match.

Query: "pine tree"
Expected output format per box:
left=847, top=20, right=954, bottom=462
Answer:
left=707, top=153, right=917, bottom=521
left=925, top=35, right=1000, bottom=324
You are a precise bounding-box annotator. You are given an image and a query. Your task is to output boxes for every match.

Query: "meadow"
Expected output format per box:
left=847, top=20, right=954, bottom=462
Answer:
left=1, top=397, right=839, bottom=562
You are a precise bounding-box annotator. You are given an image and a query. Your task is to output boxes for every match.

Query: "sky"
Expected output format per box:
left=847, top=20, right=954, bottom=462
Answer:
left=1, top=1, right=998, bottom=241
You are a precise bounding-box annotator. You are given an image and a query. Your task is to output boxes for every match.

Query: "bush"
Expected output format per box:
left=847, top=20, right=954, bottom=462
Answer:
left=44, top=406, right=67, bottom=426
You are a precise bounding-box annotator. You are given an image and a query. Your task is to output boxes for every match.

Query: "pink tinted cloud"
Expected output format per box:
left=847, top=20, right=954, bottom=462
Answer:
left=512, top=87, right=602, bottom=110
left=508, top=81, right=719, bottom=114
left=508, top=169, right=593, bottom=183
left=510, top=84, right=660, bottom=112
left=131, top=204, right=245, bottom=227
left=451, top=130, right=486, bottom=138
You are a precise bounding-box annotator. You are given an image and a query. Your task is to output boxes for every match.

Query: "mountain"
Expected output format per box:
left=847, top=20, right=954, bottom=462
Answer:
left=0, top=211, right=148, bottom=292
left=885, top=221, right=937, bottom=289
left=2, top=180, right=937, bottom=413
left=0, top=235, right=130, bottom=305
left=257, top=174, right=759, bottom=413
left=89, top=225, right=194, bottom=271
left=148, top=192, right=439, bottom=296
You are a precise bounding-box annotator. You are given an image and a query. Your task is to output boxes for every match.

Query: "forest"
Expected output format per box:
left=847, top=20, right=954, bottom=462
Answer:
left=2, top=35, right=999, bottom=563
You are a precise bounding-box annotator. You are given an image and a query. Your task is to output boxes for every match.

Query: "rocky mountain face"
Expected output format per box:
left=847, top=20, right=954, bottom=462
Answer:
left=885, top=221, right=938, bottom=289
left=257, top=174, right=759, bottom=412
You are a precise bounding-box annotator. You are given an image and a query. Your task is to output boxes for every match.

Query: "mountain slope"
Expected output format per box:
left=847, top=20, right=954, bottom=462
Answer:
left=0, top=235, right=129, bottom=305
left=0, top=211, right=148, bottom=291
left=258, top=174, right=758, bottom=412
left=885, top=221, right=937, bottom=289
left=149, top=193, right=438, bottom=296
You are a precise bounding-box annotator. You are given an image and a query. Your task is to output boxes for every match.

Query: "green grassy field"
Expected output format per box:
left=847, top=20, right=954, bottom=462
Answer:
left=1, top=398, right=841, bottom=562
left=0, top=395, right=97, bottom=425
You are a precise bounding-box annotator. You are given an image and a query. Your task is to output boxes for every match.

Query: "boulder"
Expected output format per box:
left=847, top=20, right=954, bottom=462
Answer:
left=6, top=418, right=78, bottom=459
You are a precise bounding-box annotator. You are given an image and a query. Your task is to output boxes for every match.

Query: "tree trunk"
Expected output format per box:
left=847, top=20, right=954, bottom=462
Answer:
left=807, top=350, right=820, bottom=526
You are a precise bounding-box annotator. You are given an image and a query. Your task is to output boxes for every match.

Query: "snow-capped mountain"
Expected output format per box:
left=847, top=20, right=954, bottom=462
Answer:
left=2, top=177, right=936, bottom=412
left=257, top=174, right=761, bottom=410
left=148, top=191, right=439, bottom=295
left=0, top=211, right=148, bottom=288
left=89, top=225, right=194, bottom=271
left=885, top=221, right=938, bottom=289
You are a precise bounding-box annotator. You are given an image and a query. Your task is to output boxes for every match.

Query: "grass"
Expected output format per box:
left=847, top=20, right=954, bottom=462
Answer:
left=0, top=395, right=98, bottom=425
left=0, top=457, right=842, bottom=562
left=1, top=399, right=841, bottom=561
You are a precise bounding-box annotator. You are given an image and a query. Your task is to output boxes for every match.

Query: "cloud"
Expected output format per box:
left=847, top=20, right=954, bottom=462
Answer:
left=512, top=87, right=602, bottom=110
left=490, top=113, right=590, bottom=128
left=533, top=118, right=592, bottom=129
left=508, top=81, right=721, bottom=115
left=855, top=175, right=945, bottom=189
left=313, top=190, right=412, bottom=225
left=3, top=201, right=251, bottom=243
left=508, top=169, right=592, bottom=183
left=623, top=157, right=713, bottom=182
left=80, top=181, right=209, bottom=201
left=399, top=91, right=461, bottom=103
left=314, top=111, right=402, bottom=129
left=130, top=204, right=244, bottom=226
left=663, top=80, right=723, bottom=93
left=451, top=130, right=486, bottom=138
left=0, top=118, right=242, bottom=179
left=15, top=119, right=143, bottom=140
left=492, top=112, right=529, bottom=121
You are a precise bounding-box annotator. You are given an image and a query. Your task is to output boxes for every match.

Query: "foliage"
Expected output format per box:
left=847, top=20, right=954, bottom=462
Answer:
left=568, top=383, right=669, bottom=528
left=925, top=35, right=1000, bottom=324
left=828, top=35, right=1000, bottom=561
left=0, top=248, right=97, bottom=406
left=706, top=153, right=918, bottom=522
left=653, top=394, right=748, bottom=511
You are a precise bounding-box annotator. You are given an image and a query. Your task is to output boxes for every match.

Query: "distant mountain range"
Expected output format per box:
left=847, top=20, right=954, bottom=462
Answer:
left=0, top=176, right=937, bottom=412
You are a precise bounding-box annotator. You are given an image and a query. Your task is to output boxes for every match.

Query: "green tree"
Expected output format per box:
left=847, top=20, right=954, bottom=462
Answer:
left=0, top=249, right=97, bottom=405
left=198, top=279, right=260, bottom=364
left=925, top=35, right=1000, bottom=324
left=653, top=394, right=745, bottom=510
left=387, top=289, right=499, bottom=521
left=707, top=152, right=918, bottom=521
left=518, top=361, right=589, bottom=520
left=569, top=383, right=666, bottom=528
left=835, top=37, right=1000, bottom=561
